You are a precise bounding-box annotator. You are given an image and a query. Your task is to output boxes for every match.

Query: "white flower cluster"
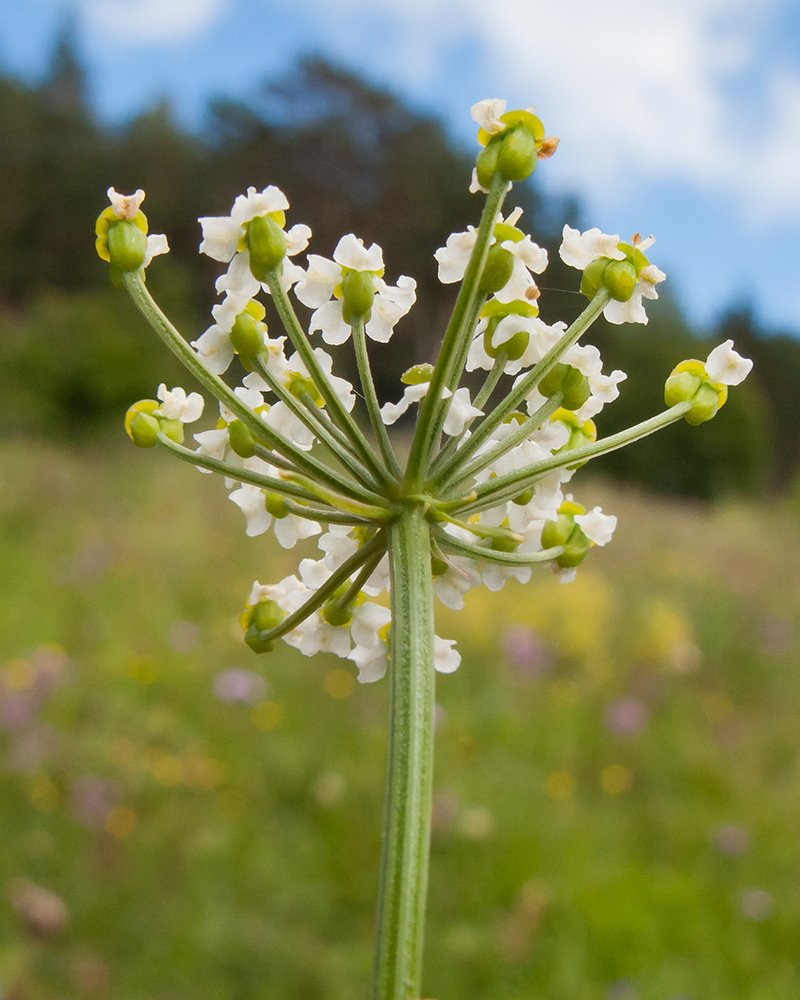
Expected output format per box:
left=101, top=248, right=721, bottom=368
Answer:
left=107, top=98, right=753, bottom=691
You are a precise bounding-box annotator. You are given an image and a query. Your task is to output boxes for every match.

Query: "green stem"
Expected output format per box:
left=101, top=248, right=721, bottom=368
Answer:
left=248, top=355, right=379, bottom=492
left=282, top=500, right=375, bottom=527
left=441, top=393, right=563, bottom=494
left=250, top=532, right=386, bottom=647
left=435, top=533, right=565, bottom=567
left=405, top=174, right=509, bottom=491
left=352, top=316, right=403, bottom=481
left=433, top=289, right=610, bottom=486
left=336, top=550, right=385, bottom=608
left=265, top=270, right=392, bottom=488
left=428, top=350, right=507, bottom=479
left=156, top=435, right=319, bottom=503
left=372, top=506, right=435, bottom=1000
left=455, top=402, right=692, bottom=516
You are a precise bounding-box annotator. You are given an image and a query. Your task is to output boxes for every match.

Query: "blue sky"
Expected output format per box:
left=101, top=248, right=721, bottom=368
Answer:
left=3, top=0, right=800, bottom=335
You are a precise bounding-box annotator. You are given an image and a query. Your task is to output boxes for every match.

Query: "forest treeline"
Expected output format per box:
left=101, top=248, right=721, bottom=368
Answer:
left=0, top=33, right=794, bottom=499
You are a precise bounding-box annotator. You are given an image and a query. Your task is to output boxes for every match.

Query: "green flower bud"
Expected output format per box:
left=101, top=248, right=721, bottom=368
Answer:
left=230, top=309, right=266, bottom=360
left=341, top=269, right=376, bottom=320
left=479, top=244, right=515, bottom=293
left=603, top=259, right=638, bottom=302
left=497, top=124, right=538, bottom=181
left=107, top=220, right=147, bottom=273
left=321, top=583, right=365, bottom=628
left=475, top=137, right=502, bottom=190
left=228, top=419, right=255, bottom=458
left=287, top=374, right=322, bottom=404
left=580, top=257, right=610, bottom=300
left=265, top=493, right=288, bottom=519
left=247, top=215, right=287, bottom=281
left=243, top=598, right=284, bottom=654
left=664, top=369, right=704, bottom=408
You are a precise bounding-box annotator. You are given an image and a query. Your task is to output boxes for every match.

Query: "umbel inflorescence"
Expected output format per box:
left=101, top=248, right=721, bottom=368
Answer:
left=97, top=98, right=753, bottom=685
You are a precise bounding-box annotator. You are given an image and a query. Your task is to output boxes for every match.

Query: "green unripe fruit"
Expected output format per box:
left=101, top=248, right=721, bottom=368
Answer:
left=580, top=257, right=610, bottom=300
left=245, top=626, right=275, bottom=654
left=431, top=555, right=449, bottom=577
left=561, top=367, right=591, bottom=410
left=341, top=269, right=376, bottom=319
left=265, top=493, right=288, bottom=519
left=541, top=513, right=574, bottom=550
left=230, top=311, right=265, bottom=358
left=247, top=215, right=287, bottom=281
left=512, top=486, right=534, bottom=506
left=401, top=363, right=434, bottom=385
left=107, top=221, right=147, bottom=272
left=228, top=419, right=255, bottom=458
left=475, top=138, right=502, bottom=189
left=491, top=534, right=521, bottom=553
left=684, top=384, right=722, bottom=426
left=664, top=370, right=703, bottom=408
left=322, top=601, right=353, bottom=628
left=559, top=528, right=591, bottom=567
left=159, top=419, right=184, bottom=444
left=479, top=244, right=515, bottom=293
left=483, top=318, right=529, bottom=361
left=497, top=124, right=538, bottom=181
left=603, top=259, right=638, bottom=302
left=250, top=599, right=283, bottom=632
left=127, top=410, right=160, bottom=448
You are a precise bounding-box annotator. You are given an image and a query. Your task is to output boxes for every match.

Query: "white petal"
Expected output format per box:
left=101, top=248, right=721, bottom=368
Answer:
left=470, top=98, right=507, bottom=134
left=143, top=233, right=169, bottom=266
left=434, top=636, right=461, bottom=674
left=574, top=507, right=617, bottom=546
left=705, top=340, right=753, bottom=386
left=333, top=234, right=384, bottom=272
left=107, top=187, right=145, bottom=220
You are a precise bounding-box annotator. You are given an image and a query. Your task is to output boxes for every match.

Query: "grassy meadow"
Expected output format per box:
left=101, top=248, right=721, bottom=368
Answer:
left=1, top=438, right=800, bottom=1000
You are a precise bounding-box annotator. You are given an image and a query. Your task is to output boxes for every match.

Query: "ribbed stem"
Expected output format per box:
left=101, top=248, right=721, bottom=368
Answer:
left=372, top=506, right=435, bottom=1000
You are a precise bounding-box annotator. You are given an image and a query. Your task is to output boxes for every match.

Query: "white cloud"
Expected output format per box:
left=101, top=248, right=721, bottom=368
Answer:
left=333, top=0, right=800, bottom=221
left=82, top=0, right=229, bottom=44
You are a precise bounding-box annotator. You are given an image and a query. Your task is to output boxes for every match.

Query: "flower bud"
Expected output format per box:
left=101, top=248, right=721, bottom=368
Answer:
left=479, top=244, right=515, bottom=293
left=497, top=124, right=538, bottom=181
left=341, top=269, right=376, bottom=320
left=580, top=257, right=610, bottom=300
left=125, top=407, right=160, bottom=448
left=247, top=214, right=287, bottom=281
left=159, top=419, right=185, bottom=444
left=603, top=259, right=638, bottom=302
left=228, top=419, right=255, bottom=458
left=491, top=533, right=521, bottom=553
left=484, top=322, right=529, bottom=361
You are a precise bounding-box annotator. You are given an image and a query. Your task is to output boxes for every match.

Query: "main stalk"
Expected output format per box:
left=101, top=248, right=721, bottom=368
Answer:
left=372, top=505, right=436, bottom=1000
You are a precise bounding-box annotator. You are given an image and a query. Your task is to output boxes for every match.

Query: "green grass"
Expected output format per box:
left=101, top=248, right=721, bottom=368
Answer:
left=1, top=439, right=799, bottom=999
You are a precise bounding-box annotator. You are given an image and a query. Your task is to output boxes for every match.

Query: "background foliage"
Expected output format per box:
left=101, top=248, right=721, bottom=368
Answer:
left=0, top=32, right=794, bottom=498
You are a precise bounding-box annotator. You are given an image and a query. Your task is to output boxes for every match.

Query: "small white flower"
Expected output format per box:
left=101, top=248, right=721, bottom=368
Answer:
left=230, top=484, right=272, bottom=537
left=155, top=384, right=204, bottom=423
left=107, top=187, right=145, bottom=220
left=349, top=641, right=389, bottom=683
left=434, top=228, right=477, bottom=283
left=443, top=387, right=483, bottom=437
left=199, top=186, right=290, bottom=262
left=144, top=233, right=169, bottom=266
left=295, top=235, right=415, bottom=346
left=574, top=507, right=617, bottom=546
left=705, top=340, right=753, bottom=386
left=471, top=98, right=508, bottom=135
left=558, top=225, right=625, bottom=270
left=434, top=636, right=461, bottom=674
